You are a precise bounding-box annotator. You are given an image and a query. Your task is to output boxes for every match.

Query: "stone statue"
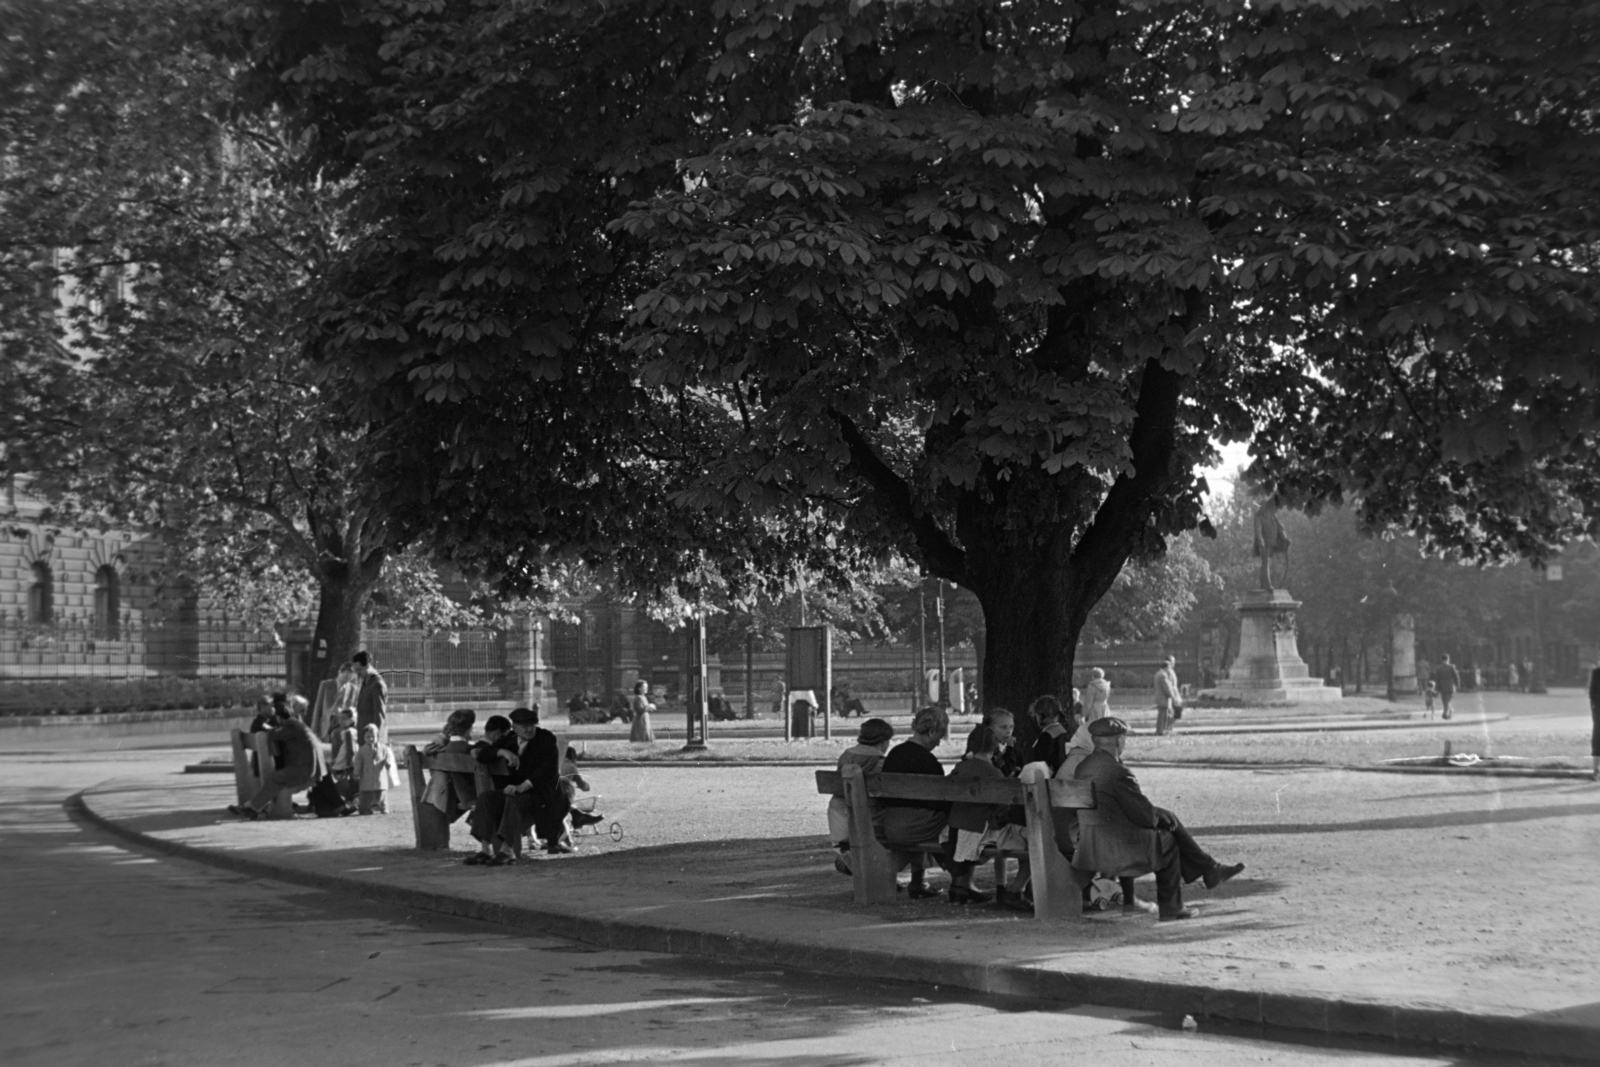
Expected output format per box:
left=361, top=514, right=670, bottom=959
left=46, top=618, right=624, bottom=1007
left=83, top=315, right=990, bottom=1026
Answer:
left=1252, top=500, right=1291, bottom=590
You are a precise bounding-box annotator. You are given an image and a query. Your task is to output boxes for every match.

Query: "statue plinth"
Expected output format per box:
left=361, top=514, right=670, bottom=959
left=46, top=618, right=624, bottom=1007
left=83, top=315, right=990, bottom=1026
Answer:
left=1203, top=588, right=1343, bottom=704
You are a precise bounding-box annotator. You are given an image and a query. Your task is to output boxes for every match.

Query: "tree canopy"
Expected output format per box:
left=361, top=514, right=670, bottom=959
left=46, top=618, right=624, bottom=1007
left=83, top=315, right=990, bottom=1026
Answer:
left=0, top=0, right=486, bottom=676
left=224, top=0, right=1600, bottom=717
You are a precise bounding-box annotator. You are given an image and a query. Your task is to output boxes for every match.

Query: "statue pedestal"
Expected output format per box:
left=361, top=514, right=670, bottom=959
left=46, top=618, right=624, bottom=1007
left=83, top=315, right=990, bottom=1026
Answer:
left=1204, top=589, right=1343, bottom=704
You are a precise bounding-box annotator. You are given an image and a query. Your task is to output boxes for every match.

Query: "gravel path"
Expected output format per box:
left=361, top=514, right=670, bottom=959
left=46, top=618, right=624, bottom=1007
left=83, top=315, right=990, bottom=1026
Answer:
left=78, top=750, right=1600, bottom=1022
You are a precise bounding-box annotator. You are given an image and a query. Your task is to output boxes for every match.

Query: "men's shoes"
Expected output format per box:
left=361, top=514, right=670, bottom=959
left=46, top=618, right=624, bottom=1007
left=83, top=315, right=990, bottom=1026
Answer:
left=546, top=841, right=575, bottom=855
left=226, top=805, right=260, bottom=821
left=1122, top=897, right=1158, bottom=914
left=907, top=883, right=940, bottom=900
left=1204, top=862, right=1246, bottom=890
left=998, top=886, right=1034, bottom=913
left=1158, top=908, right=1195, bottom=922
left=463, top=852, right=492, bottom=866
left=487, top=852, right=519, bottom=867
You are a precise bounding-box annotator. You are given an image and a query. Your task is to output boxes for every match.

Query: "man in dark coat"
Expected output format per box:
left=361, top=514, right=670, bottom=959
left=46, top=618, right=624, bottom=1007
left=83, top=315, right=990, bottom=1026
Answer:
left=1072, top=718, right=1243, bottom=920
left=465, top=707, right=570, bottom=865
left=229, top=696, right=324, bottom=819
left=352, top=650, right=389, bottom=741
left=1433, top=654, right=1461, bottom=720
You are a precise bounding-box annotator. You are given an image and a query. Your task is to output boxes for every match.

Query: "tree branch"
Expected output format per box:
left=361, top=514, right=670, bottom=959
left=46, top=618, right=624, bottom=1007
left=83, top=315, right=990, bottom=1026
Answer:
left=829, top=408, right=967, bottom=582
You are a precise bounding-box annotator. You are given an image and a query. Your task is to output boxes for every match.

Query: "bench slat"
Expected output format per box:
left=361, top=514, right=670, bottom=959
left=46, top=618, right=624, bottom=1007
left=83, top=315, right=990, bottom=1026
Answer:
left=866, top=771, right=1020, bottom=805
left=420, top=751, right=509, bottom=776
left=817, top=768, right=1093, bottom=808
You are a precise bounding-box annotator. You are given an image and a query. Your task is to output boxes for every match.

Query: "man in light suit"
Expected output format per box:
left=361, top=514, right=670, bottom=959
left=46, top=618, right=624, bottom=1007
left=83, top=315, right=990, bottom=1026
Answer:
left=1073, top=717, right=1243, bottom=920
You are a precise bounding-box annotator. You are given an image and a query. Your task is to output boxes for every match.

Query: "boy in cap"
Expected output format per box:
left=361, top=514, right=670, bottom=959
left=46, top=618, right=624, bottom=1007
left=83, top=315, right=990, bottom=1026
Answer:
left=1071, top=717, right=1245, bottom=920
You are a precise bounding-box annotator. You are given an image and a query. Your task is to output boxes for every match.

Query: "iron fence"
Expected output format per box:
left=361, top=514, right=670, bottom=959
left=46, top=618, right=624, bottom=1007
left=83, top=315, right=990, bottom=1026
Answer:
left=360, top=629, right=508, bottom=703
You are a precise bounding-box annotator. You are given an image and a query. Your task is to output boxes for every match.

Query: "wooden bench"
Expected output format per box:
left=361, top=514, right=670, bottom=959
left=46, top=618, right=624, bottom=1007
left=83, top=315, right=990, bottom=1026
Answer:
left=404, top=745, right=511, bottom=850
left=814, top=764, right=1095, bottom=919
left=229, top=729, right=296, bottom=819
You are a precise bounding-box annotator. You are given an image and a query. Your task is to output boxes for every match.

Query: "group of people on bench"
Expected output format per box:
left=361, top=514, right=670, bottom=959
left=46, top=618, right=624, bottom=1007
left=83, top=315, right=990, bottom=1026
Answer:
left=830, top=701, right=1243, bottom=921
left=420, top=706, right=601, bottom=867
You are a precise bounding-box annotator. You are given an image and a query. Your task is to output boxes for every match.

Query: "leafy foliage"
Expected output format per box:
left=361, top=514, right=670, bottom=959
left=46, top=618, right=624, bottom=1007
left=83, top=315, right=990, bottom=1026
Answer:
left=0, top=0, right=412, bottom=676
left=225, top=0, right=1600, bottom=714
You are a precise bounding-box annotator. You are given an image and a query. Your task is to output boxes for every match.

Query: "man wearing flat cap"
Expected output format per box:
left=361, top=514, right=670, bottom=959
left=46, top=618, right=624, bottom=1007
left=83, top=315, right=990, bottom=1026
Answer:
left=465, top=707, right=570, bottom=866
left=1071, top=717, right=1245, bottom=920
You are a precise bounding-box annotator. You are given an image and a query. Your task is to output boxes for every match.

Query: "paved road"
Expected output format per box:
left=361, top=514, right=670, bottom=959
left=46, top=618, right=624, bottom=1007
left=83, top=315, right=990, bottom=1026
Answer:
left=0, top=747, right=1534, bottom=1067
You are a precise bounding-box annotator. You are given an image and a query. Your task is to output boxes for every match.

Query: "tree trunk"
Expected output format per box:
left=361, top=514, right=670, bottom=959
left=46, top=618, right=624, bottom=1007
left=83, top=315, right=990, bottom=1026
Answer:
left=310, top=551, right=386, bottom=688
left=968, top=533, right=1091, bottom=753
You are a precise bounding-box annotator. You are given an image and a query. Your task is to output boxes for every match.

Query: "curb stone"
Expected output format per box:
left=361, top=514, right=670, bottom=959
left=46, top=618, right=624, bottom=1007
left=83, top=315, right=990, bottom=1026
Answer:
left=68, top=790, right=1597, bottom=1064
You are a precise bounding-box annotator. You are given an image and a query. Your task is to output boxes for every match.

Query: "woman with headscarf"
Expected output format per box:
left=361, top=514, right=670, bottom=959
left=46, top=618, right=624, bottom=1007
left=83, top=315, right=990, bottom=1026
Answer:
left=826, top=718, right=895, bottom=875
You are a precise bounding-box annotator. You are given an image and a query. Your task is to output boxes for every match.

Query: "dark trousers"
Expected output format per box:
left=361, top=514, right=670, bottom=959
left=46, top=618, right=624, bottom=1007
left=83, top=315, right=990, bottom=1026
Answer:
left=248, top=768, right=314, bottom=811
left=1148, top=807, right=1218, bottom=915
left=469, top=789, right=569, bottom=853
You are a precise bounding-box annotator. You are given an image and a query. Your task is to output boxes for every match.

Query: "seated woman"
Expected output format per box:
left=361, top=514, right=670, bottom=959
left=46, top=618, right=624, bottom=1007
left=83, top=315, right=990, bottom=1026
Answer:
left=420, top=709, right=478, bottom=822
left=945, top=724, right=1009, bottom=905
left=827, top=717, right=895, bottom=876
left=876, top=705, right=950, bottom=899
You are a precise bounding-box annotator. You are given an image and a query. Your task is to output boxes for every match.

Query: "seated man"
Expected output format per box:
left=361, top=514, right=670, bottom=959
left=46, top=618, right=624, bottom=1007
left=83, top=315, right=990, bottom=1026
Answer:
left=464, top=706, right=571, bottom=866
left=228, top=694, right=323, bottom=820
left=875, top=705, right=951, bottom=899
left=1072, top=717, right=1244, bottom=921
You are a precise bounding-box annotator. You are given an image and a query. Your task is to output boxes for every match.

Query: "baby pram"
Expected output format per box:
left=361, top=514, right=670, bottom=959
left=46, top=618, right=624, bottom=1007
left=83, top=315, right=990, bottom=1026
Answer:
left=559, top=746, right=622, bottom=843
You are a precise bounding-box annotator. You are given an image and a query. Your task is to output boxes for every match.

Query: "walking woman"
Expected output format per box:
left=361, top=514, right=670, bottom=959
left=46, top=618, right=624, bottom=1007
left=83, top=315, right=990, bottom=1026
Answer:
left=628, top=680, right=656, bottom=744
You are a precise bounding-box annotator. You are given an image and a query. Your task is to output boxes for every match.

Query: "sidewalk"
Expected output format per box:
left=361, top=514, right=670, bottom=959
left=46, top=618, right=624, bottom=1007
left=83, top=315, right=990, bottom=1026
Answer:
left=78, top=760, right=1600, bottom=1063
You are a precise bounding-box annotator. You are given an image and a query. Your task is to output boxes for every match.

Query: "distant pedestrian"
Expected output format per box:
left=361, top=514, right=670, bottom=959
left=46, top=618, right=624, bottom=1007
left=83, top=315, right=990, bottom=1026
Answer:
left=1520, top=658, right=1533, bottom=693
left=1433, top=655, right=1460, bottom=720
left=1082, top=668, right=1111, bottom=723
left=1154, top=656, right=1183, bottom=736
left=353, top=724, right=396, bottom=814
left=1588, top=660, right=1599, bottom=782
left=628, top=680, right=656, bottom=743
left=1423, top=681, right=1438, bottom=719
left=352, top=650, right=388, bottom=742
left=1506, top=662, right=1519, bottom=692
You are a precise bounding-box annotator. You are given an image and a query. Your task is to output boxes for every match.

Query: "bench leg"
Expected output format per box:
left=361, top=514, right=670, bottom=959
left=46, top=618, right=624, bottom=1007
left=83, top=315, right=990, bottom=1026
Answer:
left=843, top=765, right=896, bottom=904
left=1023, top=772, right=1081, bottom=920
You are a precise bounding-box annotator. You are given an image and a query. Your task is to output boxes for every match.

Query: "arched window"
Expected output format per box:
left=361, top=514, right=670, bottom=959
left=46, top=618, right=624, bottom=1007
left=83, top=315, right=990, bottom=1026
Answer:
left=94, top=565, right=120, bottom=639
left=28, top=561, right=53, bottom=625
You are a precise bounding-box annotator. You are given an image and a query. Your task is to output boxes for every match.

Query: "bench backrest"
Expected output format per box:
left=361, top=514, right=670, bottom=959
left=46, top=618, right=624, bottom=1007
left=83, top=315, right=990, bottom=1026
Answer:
left=814, top=768, right=1094, bottom=810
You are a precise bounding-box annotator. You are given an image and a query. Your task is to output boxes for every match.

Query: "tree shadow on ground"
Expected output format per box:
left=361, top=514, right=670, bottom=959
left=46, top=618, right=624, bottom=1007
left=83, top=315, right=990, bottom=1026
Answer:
left=1193, top=801, right=1600, bottom=836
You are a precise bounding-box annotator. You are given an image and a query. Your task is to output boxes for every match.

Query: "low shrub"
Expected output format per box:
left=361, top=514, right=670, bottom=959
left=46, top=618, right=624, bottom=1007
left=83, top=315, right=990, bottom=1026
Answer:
left=0, top=676, right=276, bottom=716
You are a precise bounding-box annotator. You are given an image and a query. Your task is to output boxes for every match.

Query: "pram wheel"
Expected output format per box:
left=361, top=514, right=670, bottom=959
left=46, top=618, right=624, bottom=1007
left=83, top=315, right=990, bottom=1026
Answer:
left=609, top=822, right=623, bottom=842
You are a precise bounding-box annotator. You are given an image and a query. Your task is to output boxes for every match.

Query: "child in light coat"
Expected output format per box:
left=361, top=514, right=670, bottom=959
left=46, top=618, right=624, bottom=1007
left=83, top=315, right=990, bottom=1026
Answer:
left=353, top=723, right=396, bottom=814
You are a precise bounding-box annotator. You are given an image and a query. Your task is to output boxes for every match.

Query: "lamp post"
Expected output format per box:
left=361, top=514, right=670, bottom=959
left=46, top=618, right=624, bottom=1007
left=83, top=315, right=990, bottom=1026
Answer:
left=936, top=580, right=949, bottom=708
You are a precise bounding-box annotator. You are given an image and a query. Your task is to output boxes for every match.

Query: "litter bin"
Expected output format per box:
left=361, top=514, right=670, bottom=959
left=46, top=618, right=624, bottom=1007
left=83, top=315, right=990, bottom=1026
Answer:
left=788, top=690, right=817, bottom=739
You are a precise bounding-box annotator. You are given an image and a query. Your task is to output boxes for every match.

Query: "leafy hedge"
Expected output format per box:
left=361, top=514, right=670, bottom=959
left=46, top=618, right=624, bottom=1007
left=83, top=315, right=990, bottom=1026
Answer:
left=0, top=677, right=277, bottom=716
